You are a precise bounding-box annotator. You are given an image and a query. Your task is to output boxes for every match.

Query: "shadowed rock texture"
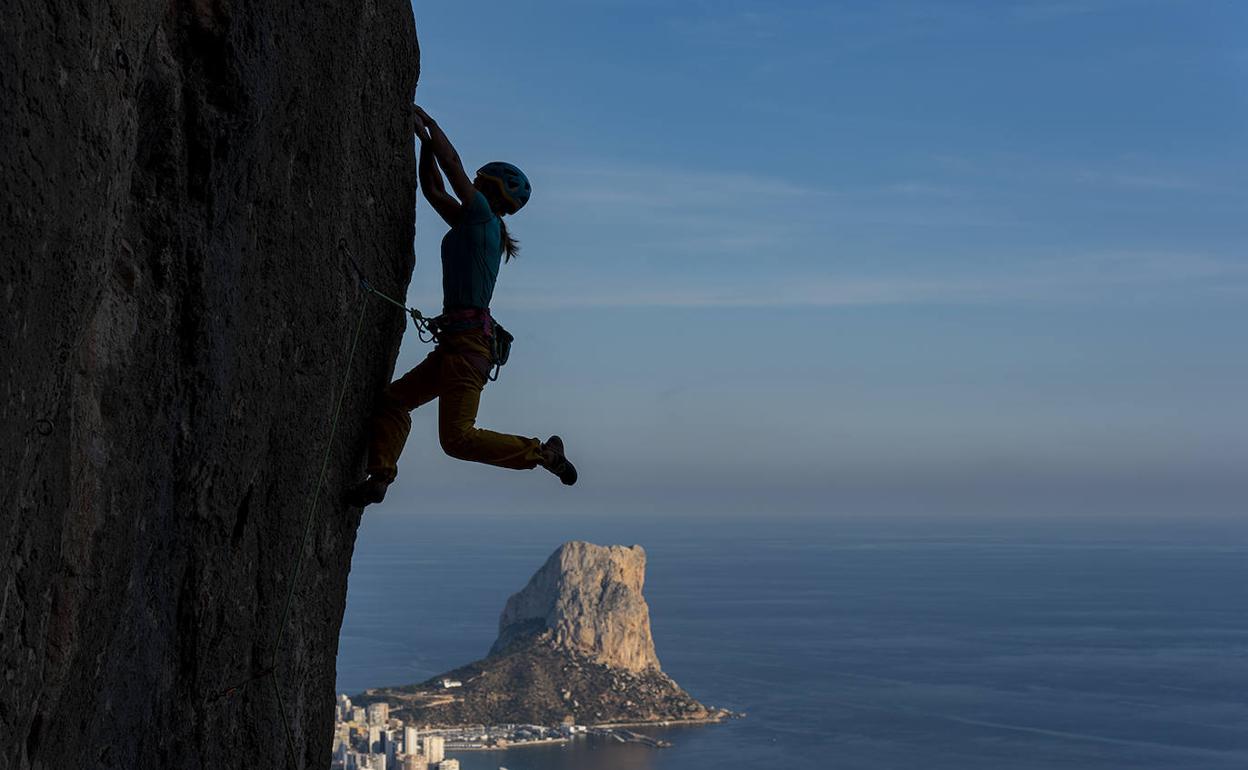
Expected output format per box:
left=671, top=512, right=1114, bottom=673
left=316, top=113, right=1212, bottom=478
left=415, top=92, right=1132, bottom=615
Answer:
left=361, top=543, right=726, bottom=727
left=1, top=2, right=419, bottom=768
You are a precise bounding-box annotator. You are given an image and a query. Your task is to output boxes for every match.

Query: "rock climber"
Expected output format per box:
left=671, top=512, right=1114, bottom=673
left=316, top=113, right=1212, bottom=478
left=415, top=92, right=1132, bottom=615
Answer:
left=346, top=105, right=577, bottom=507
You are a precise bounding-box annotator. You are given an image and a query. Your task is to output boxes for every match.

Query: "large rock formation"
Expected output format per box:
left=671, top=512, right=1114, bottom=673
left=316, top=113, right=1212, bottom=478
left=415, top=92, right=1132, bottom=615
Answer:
left=491, top=542, right=661, bottom=672
left=1, top=2, right=419, bottom=769
left=361, top=542, right=727, bottom=727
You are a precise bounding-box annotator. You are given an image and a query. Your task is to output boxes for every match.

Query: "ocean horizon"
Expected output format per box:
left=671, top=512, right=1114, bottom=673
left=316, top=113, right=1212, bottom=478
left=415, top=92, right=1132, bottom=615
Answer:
left=337, top=512, right=1248, bottom=769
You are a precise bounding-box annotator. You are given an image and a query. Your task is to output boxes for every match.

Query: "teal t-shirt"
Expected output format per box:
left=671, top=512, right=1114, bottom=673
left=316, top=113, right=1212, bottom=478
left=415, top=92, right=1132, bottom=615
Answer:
left=441, top=191, right=501, bottom=311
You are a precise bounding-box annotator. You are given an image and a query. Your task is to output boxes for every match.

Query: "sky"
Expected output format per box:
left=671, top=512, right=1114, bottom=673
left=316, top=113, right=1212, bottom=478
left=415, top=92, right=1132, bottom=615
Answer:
left=373, top=0, right=1247, bottom=520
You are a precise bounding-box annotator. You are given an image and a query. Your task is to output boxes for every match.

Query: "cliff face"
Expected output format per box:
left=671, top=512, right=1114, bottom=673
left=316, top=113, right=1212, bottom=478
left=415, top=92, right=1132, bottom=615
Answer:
left=1, top=2, right=418, bottom=769
left=492, top=542, right=661, bottom=672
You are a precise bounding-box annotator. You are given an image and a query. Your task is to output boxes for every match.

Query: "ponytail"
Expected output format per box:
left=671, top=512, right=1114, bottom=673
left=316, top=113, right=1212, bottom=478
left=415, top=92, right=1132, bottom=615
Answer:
left=499, top=217, right=520, bottom=262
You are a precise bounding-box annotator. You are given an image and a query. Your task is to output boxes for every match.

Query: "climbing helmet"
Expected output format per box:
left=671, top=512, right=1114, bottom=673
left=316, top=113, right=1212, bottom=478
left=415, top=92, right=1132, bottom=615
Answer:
left=477, top=161, right=531, bottom=214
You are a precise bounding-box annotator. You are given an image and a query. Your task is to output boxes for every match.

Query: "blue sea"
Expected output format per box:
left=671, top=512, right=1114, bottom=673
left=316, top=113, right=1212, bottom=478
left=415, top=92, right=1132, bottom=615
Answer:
left=337, top=513, right=1248, bottom=769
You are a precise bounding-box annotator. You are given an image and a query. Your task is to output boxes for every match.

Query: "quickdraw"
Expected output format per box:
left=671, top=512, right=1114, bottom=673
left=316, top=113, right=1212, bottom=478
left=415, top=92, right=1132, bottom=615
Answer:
left=341, top=239, right=512, bottom=378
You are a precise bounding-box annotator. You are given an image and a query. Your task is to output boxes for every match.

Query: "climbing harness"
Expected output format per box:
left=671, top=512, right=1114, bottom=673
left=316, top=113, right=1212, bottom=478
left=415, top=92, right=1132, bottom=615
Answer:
left=487, top=323, right=513, bottom=382
left=343, top=239, right=513, bottom=380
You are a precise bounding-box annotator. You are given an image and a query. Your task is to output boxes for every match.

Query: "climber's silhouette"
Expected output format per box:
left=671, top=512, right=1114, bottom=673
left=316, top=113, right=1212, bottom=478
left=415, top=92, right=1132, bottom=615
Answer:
left=346, top=105, right=577, bottom=507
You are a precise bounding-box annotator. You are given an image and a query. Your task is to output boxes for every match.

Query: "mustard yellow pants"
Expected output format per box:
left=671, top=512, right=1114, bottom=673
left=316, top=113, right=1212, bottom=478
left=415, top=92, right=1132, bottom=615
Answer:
left=365, top=331, right=544, bottom=482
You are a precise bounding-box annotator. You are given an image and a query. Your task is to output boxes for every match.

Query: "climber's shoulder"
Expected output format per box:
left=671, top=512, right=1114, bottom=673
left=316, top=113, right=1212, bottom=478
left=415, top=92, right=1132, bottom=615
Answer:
left=459, top=190, right=494, bottom=225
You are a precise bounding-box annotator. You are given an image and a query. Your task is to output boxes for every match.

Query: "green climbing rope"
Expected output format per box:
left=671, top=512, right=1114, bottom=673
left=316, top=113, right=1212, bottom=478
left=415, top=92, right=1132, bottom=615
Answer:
left=211, top=244, right=420, bottom=769
left=211, top=270, right=371, bottom=768
left=267, top=287, right=369, bottom=768
left=272, top=290, right=368, bottom=660
left=342, top=240, right=439, bottom=343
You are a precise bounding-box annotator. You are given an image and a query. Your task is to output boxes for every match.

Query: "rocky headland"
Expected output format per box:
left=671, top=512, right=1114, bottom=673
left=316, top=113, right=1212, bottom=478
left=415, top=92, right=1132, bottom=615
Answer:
left=358, top=542, right=734, bottom=727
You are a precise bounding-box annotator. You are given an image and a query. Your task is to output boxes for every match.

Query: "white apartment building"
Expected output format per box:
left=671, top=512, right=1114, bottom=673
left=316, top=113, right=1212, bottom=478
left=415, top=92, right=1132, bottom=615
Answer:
left=422, top=736, right=445, bottom=764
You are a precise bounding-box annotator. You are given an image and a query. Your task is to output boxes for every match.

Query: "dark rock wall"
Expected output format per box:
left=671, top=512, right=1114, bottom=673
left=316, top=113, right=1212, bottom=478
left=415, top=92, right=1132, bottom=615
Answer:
left=1, top=1, right=418, bottom=768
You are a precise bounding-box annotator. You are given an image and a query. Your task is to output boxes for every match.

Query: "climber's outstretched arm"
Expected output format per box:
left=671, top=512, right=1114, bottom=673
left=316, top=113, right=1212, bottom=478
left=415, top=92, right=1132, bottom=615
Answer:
left=418, top=138, right=462, bottom=226
left=412, top=106, right=477, bottom=206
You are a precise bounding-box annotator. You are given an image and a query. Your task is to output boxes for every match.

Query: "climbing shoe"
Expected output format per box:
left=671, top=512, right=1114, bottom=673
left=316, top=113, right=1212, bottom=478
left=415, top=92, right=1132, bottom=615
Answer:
left=344, top=476, right=389, bottom=507
left=541, top=435, right=578, bottom=486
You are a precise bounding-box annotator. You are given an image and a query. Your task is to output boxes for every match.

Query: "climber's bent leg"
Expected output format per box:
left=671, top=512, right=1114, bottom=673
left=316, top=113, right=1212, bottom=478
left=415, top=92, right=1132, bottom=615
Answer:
left=365, top=350, right=442, bottom=483
left=437, top=348, right=544, bottom=470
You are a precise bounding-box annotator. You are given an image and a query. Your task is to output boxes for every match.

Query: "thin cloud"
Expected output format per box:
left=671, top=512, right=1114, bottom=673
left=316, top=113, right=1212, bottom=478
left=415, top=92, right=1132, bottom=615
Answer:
left=539, top=163, right=827, bottom=210
left=531, top=160, right=980, bottom=232
left=1007, top=0, right=1174, bottom=24
left=496, top=252, right=1248, bottom=310
left=502, top=157, right=1241, bottom=310
left=1075, top=170, right=1210, bottom=192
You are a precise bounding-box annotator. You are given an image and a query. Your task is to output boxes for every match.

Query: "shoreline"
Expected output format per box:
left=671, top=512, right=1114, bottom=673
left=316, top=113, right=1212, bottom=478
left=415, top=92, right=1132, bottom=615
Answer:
left=449, top=737, right=569, bottom=751
left=590, top=715, right=734, bottom=729
left=420, top=714, right=736, bottom=733
left=424, top=716, right=736, bottom=753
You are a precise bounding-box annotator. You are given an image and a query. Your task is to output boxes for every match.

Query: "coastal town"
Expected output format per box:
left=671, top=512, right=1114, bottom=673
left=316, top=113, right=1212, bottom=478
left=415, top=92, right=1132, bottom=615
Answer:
left=331, top=692, right=674, bottom=770
left=330, top=543, right=741, bottom=770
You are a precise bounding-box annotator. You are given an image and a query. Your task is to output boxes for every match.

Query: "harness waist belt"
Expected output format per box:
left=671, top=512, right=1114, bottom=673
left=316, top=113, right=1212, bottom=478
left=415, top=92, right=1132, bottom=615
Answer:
left=436, top=307, right=494, bottom=337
